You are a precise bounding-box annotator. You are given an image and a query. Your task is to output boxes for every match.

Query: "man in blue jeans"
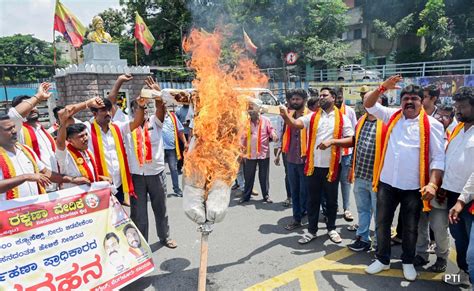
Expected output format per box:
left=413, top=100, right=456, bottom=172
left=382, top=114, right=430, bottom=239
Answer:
left=335, top=88, right=357, bottom=222
left=163, top=111, right=188, bottom=197
left=277, top=89, right=309, bottom=230
left=328, top=95, right=388, bottom=251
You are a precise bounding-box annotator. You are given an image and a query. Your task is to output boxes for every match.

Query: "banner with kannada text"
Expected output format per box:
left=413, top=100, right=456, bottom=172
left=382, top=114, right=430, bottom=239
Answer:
left=0, top=183, right=154, bottom=290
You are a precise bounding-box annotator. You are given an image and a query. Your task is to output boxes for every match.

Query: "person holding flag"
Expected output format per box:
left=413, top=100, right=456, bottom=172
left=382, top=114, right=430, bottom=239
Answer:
left=135, top=11, right=155, bottom=55
left=363, top=75, right=445, bottom=282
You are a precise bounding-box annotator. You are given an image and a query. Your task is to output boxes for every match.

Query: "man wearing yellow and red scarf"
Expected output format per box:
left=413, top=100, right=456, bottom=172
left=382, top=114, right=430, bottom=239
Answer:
left=54, top=100, right=112, bottom=189
left=276, top=89, right=310, bottom=230
left=0, top=114, right=89, bottom=200
left=240, top=108, right=278, bottom=204
left=280, top=87, right=354, bottom=245
left=8, top=83, right=59, bottom=192
left=363, top=75, right=445, bottom=282
left=124, top=77, right=177, bottom=249
left=445, top=87, right=474, bottom=286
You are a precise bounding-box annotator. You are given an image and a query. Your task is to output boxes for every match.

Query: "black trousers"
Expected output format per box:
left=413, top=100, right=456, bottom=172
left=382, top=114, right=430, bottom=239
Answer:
left=282, top=153, right=292, bottom=199
left=306, top=167, right=340, bottom=234
left=376, top=182, right=422, bottom=264
left=130, top=172, right=170, bottom=242
left=243, top=158, right=270, bottom=200
left=177, top=133, right=189, bottom=172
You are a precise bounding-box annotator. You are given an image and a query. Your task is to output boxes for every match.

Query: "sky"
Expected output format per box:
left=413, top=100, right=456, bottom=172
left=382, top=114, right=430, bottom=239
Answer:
left=0, top=0, right=121, bottom=42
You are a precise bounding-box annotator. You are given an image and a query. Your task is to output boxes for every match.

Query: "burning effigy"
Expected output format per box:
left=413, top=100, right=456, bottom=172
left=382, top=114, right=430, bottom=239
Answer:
left=181, top=29, right=268, bottom=226
left=180, top=28, right=268, bottom=289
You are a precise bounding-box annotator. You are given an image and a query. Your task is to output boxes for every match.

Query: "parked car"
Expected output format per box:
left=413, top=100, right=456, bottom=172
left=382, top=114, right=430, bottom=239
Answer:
left=337, top=64, right=380, bottom=81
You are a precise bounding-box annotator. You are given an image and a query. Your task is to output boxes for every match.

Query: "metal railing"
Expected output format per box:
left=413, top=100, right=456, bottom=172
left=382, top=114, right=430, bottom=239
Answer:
left=311, top=59, right=474, bottom=82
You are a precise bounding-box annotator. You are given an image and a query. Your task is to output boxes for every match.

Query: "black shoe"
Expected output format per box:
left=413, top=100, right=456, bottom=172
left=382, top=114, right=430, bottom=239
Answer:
left=413, top=255, right=429, bottom=266
left=231, top=184, right=239, bottom=190
left=239, top=198, right=250, bottom=204
left=428, top=257, right=447, bottom=273
left=347, top=237, right=371, bottom=252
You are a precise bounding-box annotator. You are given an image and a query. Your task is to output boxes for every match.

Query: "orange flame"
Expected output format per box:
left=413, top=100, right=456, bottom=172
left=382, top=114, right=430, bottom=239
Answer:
left=183, top=29, right=268, bottom=192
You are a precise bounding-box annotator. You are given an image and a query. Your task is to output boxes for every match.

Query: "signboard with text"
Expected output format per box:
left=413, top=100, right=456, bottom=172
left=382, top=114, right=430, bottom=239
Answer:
left=0, top=183, right=154, bottom=290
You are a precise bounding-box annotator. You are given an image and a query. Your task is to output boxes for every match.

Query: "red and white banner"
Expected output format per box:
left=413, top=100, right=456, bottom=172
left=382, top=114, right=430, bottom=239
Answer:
left=0, top=183, right=154, bottom=290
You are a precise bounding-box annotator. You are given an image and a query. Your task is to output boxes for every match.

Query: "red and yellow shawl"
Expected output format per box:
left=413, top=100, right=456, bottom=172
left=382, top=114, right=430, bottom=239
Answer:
left=304, top=107, right=344, bottom=182
left=282, top=108, right=309, bottom=157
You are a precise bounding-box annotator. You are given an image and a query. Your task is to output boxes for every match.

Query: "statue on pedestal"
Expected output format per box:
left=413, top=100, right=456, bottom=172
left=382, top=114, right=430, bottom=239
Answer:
left=87, top=16, right=113, bottom=43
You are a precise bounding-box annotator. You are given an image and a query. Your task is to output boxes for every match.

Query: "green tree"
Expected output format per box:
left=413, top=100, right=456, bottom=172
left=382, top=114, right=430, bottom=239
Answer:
left=0, top=34, right=62, bottom=84
left=417, top=0, right=455, bottom=60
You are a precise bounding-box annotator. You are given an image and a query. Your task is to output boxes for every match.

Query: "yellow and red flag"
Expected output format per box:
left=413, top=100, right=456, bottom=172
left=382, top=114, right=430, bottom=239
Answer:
left=53, top=1, right=86, bottom=48
left=134, top=12, right=155, bottom=55
left=243, top=28, right=257, bottom=54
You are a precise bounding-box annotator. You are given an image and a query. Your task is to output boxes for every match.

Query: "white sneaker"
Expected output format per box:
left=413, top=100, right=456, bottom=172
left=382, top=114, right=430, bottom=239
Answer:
left=402, top=264, right=417, bottom=281
left=365, top=260, right=390, bottom=274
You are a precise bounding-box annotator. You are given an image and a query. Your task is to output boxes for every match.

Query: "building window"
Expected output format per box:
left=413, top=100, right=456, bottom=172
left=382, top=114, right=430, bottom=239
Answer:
left=353, top=29, right=362, bottom=40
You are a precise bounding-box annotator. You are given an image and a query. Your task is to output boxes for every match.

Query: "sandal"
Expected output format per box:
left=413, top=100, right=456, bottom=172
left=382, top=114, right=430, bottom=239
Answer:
left=298, top=233, right=317, bottom=244
left=285, top=221, right=303, bottom=231
left=347, top=224, right=359, bottom=231
left=161, top=239, right=178, bottom=249
left=328, top=230, right=342, bottom=244
left=343, top=210, right=354, bottom=222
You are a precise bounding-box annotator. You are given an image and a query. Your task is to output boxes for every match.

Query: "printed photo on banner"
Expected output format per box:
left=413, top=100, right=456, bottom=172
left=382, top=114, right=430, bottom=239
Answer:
left=0, top=183, right=155, bottom=290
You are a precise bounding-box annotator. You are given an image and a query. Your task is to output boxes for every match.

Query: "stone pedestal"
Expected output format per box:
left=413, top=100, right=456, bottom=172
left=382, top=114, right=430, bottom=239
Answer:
left=83, top=43, right=127, bottom=66
left=54, top=43, right=150, bottom=120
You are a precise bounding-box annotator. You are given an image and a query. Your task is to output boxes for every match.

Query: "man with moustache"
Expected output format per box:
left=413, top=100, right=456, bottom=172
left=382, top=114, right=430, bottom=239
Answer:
left=8, top=83, right=59, bottom=192
left=363, top=75, right=445, bottom=282
left=61, top=96, right=146, bottom=205
left=123, top=224, right=146, bottom=258
left=278, top=89, right=309, bottom=230
left=0, top=114, right=89, bottom=200
left=444, top=87, right=474, bottom=286
left=54, top=100, right=112, bottom=189
left=240, top=108, right=278, bottom=204
left=280, top=87, right=354, bottom=244
left=103, top=232, right=131, bottom=274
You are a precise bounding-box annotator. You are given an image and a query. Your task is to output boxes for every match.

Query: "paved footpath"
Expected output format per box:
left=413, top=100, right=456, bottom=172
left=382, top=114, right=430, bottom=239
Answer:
left=123, top=158, right=468, bottom=290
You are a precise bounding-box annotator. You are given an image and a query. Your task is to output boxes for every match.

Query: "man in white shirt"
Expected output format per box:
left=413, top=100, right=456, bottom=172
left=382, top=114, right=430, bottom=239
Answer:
left=8, top=83, right=59, bottom=192
left=335, top=88, right=357, bottom=222
left=54, top=101, right=112, bottom=190
left=280, top=87, right=354, bottom=245
left=124, top=76, right=177, bottom=249
left=61, top=96, right=146, bottom=205
left=422, top=84, right=440, bottom=116
left=444, top=87, right=474, bottom=286
left=0, top=114, right=88, bottom=200
left=363, top=75, right=445, bottom=281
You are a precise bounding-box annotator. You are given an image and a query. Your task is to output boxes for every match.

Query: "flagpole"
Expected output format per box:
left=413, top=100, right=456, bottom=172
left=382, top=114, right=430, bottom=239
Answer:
left=135, top=39, right=138, bottom=66
left=53, top=30, right=57, bottom=67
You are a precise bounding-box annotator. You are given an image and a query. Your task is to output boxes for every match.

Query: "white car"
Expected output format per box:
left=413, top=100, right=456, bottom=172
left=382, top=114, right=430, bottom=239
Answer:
left=337, top=64, right=380, bottom=81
